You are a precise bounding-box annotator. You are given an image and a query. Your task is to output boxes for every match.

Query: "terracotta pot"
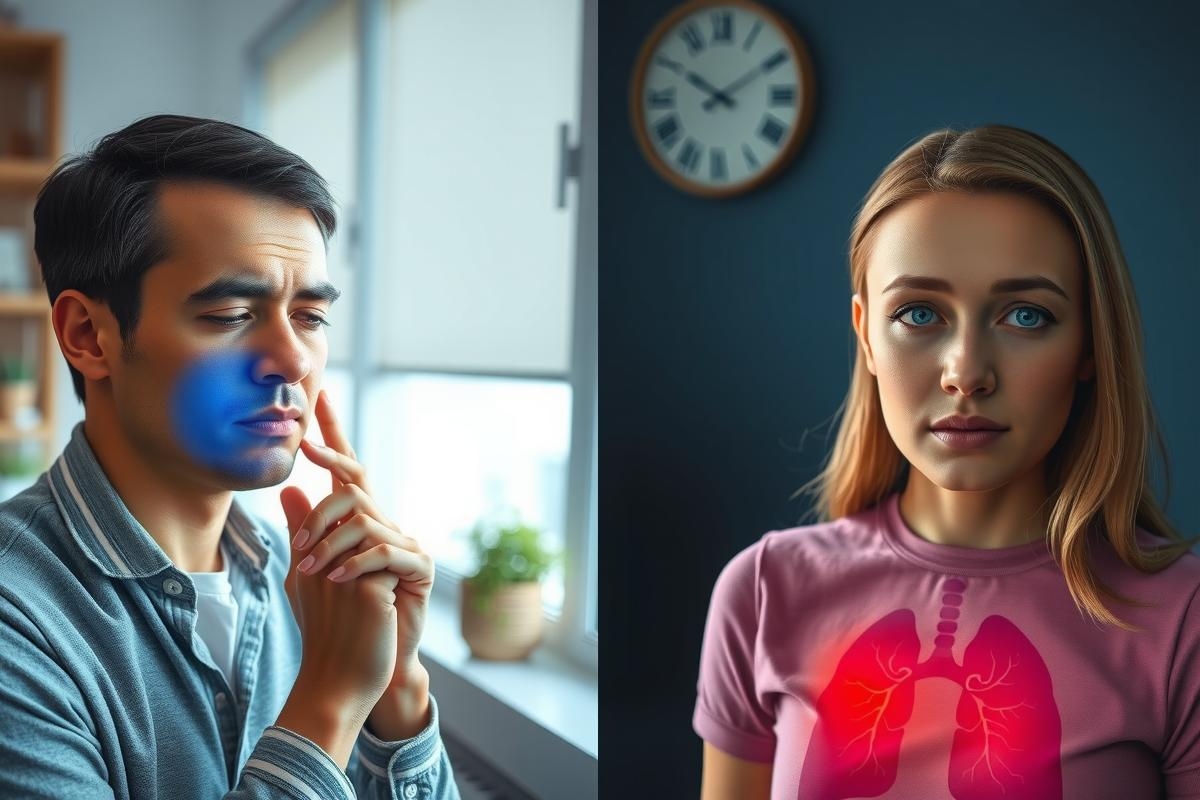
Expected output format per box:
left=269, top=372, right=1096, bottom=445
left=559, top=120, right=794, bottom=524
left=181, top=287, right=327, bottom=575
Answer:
left=460, top=579, right=544, bottom=661
left=0, top=380, right=35, bottom=422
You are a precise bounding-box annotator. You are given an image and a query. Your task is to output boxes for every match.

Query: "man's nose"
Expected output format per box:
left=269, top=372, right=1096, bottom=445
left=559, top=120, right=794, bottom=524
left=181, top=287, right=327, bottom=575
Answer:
left=250, top=320, right=312, bottom=385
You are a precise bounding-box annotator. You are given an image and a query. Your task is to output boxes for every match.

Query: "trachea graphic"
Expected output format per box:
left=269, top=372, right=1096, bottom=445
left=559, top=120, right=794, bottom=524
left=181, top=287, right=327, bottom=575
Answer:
left=796, top=577, right=1063, bottom=799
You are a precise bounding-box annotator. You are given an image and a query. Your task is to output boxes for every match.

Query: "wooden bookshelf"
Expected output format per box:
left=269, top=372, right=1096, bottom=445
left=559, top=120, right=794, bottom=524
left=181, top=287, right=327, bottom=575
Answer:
left=0, top=27, right=62, bottom=480
left=0, top=156, right=55, bottom=188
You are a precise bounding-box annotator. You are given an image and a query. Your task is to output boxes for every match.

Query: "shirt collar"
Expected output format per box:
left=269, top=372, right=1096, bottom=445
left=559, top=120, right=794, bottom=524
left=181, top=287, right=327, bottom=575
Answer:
left=49, top=422, right=271, bottom=579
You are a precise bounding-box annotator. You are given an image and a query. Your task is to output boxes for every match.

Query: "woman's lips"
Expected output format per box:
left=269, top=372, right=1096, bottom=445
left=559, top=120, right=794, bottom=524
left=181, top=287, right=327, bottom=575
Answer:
left=236, top=419, right=299, bottom=437
left=930, top=429, right=1006, bottom=449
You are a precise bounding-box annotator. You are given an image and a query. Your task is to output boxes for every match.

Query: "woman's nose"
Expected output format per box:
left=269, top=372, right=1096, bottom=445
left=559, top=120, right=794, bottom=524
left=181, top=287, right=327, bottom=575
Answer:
left=940, top=333, right=995, bottom=396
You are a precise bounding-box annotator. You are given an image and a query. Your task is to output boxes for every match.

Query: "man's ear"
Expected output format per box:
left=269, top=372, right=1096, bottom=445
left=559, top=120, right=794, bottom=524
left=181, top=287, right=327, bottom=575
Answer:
left=52, top=290, right=117, bottom=383
left=851, top=293, right=877, bottom=376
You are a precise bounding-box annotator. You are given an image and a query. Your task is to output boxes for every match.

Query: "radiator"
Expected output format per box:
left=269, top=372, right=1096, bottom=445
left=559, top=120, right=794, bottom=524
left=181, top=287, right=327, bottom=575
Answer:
left=443, top=730, right=537, bottom=800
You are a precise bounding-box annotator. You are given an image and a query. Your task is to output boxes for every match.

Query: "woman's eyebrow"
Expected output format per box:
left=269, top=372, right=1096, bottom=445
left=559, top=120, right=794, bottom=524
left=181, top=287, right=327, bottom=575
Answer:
left=185, top=274, right=342, bottom=304
left=882, top=274, right=1069, bottom=300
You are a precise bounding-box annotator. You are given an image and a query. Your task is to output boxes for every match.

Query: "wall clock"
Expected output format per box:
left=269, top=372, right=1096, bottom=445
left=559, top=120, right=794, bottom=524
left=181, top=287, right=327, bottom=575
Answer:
left=630, top=0, right=816, bottom=198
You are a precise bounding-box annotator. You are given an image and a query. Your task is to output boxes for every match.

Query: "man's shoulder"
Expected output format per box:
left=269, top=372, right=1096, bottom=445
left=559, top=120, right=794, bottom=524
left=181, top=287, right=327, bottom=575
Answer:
left=0, top=474, right=58, bottom=559
left=0, top=475, right=81, bottom=628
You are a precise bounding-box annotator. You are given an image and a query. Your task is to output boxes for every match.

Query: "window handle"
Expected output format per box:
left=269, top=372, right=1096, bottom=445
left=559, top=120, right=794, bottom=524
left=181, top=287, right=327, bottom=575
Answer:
left=557, top=122, right=582, bottom=210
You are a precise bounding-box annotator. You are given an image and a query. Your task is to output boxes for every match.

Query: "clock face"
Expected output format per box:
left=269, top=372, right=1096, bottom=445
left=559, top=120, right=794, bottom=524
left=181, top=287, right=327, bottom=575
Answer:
left=631, top=1, right=814, bottom=197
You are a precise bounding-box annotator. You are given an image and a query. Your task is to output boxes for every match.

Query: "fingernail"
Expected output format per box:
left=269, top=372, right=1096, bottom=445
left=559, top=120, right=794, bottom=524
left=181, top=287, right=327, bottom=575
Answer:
left=327, top=566, right=347, bottom=581
left=293, top=529, right=310, bottom=549
left=298, top=555, right=315, bottom=573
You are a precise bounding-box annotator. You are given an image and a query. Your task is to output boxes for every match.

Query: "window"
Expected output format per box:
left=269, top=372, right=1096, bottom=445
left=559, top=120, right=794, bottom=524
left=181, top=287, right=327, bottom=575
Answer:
left=241, top=0, right=594, bottom=670
left=358, top=373, right=572, bottom=611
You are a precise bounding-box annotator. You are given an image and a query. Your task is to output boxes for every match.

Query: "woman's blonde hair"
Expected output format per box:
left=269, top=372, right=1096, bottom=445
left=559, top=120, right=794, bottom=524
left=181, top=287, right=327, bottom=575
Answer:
left=795, top=124, right=1200, bottom=632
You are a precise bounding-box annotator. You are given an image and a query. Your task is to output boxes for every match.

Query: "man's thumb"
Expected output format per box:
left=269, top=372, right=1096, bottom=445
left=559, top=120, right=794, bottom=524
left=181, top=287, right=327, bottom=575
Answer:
left=279, top=485, right=312, bottom=539
left=279, top=485, right=312, bottom=620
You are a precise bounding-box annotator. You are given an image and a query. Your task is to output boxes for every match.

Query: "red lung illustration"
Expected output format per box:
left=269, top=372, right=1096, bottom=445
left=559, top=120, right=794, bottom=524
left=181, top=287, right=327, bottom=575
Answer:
left=795, top=609, right=922, bottom=798
left=796, top=578, right=1062, bottom=799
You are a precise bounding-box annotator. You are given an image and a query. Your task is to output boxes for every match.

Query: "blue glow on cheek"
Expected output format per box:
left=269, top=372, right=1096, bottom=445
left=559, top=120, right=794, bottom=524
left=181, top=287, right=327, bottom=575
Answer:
left=170, top=351, right=274, bottom=477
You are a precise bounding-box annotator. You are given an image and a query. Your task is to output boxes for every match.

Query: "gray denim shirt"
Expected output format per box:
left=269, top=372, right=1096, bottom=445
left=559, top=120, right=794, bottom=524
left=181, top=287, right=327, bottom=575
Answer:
left=0, top=422, right=460, bottom=799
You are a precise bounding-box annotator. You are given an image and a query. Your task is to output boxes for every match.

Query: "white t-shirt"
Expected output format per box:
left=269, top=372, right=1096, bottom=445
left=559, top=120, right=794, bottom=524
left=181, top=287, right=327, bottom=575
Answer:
left=186, top=538, right=239, bottom=698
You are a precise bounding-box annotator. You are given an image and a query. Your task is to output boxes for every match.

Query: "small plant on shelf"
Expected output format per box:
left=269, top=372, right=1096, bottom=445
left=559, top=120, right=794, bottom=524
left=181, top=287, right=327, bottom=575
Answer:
left=0, top=357, right=35, bottom=422
left=0, top=445, right=40, bottom=501
left=460, top=513, right=558, bottom=661
left=0, top=357, right=31, bottom=383
left=0, top=449, right=39, bottom=477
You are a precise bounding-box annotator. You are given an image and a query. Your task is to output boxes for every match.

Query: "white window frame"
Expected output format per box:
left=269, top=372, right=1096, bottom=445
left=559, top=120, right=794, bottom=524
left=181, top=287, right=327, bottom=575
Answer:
left=245, top=0, right=597, bottom=674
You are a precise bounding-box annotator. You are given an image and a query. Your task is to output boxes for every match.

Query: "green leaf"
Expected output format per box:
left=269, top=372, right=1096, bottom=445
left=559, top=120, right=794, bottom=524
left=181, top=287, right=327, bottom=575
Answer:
left=464, top=512, right=559, bottom=603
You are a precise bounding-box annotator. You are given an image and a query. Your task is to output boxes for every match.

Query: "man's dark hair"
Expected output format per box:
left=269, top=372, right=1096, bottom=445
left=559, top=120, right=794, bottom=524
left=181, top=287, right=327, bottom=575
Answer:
left=33, top=114, right=338, bottom=404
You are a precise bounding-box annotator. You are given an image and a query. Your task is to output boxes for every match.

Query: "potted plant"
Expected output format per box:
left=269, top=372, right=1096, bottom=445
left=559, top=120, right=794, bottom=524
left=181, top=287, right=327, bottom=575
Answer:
left=0, top=357, right=35, bottom=422
left=460, top=515, right=557, bottom=661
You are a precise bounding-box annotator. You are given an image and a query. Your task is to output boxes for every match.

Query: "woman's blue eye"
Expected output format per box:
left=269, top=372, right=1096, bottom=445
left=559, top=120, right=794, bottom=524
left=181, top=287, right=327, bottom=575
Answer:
left=888, top=304, right=1053, bottom=330
left=900, top=306, right=937, bottom=326
left=1006, top=307, right=1048, bottom=328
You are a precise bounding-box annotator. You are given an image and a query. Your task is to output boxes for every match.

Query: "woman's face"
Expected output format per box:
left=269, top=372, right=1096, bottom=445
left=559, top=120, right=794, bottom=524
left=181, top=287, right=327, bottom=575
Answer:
left=851, top=191, right=1095, bottom=493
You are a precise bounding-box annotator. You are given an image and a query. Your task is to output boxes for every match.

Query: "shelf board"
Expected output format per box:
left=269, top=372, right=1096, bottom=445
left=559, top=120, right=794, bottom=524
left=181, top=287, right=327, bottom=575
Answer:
left=0, top=157, right=55, bottom=190
left=0, top=292, right=48, bottom=315
left=0, top=422, right=52, bottom=441
left=0, top=28, right=62, bottom=69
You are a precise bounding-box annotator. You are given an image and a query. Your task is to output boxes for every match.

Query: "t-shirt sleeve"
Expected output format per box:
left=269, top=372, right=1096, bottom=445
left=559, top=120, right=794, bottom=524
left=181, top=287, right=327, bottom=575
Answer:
left=1163, top=582, right=1200, bottom=798
left=693, top=536, right=776, bottom=763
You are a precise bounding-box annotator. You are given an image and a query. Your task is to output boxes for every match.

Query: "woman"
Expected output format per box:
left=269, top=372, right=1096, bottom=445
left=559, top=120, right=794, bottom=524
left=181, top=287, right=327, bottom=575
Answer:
left=694, top=125, right=1200, bottom=799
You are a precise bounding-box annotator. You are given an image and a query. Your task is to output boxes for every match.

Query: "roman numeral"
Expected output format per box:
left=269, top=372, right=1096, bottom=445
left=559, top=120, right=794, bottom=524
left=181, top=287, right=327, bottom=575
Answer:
left=654, top=114, right=682, bottom=149
left=743, top=20, right=763, bottom=51
left=677, top=138, right=702, bottom=174
left=655, top=55, right=683, bottom=74
left=679, top=22, right=704, bottom=56
left=710, top=148, right=727, bottom=181
left=710, top=11, right=733, bottom=43
left=647, top=87, right=676, bottom=109
left=758, top=114, right=787, bottom=147
left=762, top=49, right=788, bottom=72
left=742, top=144, right=760, bottom=170
left=769, top=85, right=796, bottom=106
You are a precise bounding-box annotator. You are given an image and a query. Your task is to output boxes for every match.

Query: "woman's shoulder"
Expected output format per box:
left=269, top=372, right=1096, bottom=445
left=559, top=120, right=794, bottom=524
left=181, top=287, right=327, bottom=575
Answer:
left=1087, top=523, right=1200, bottom=604
left=759, top=502, right=888, bottom=567
left=714, top=506, right=885, bottom=593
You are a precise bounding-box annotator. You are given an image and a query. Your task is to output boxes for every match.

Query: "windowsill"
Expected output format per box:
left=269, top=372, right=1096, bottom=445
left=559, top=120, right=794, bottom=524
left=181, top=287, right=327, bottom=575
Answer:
left=418, top=593, right=598, bottom=798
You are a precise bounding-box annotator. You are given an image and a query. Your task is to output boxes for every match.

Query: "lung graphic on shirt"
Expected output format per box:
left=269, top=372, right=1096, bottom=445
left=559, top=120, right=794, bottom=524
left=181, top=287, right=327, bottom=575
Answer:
left=796, top=577, right=1063, bottom=799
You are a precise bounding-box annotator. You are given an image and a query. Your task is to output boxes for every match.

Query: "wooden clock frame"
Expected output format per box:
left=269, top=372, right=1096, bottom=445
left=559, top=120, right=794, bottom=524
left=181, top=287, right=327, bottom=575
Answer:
left=629, top=0, right=817, bottom=198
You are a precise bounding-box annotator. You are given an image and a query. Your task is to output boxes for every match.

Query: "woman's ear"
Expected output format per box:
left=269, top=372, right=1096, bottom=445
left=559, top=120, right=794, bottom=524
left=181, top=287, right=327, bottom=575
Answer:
left=851, top=293, right=877, bottom=376
left=1077, top=352, right=1095, bottom=382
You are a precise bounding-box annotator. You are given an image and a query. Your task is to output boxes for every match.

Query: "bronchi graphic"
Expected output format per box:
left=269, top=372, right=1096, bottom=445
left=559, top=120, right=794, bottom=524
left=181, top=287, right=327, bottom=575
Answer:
left=796, top=578, right=1062, bottom=799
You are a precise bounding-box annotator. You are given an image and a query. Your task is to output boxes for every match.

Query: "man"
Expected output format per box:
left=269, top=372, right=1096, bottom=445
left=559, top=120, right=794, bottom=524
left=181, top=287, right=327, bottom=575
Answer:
left=0, top=115, right=460, bottom=799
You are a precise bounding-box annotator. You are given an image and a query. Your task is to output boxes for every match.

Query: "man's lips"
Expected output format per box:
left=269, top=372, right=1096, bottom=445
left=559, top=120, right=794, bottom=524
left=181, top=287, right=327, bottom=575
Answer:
left=235, top=418, right=299, bottom=437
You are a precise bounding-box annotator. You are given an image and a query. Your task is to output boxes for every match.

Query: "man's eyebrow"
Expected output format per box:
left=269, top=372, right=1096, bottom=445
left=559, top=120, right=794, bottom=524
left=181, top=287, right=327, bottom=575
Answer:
left=185, top=275, right=342, bottom=304
left=881, top=274, right=1069, bottom=300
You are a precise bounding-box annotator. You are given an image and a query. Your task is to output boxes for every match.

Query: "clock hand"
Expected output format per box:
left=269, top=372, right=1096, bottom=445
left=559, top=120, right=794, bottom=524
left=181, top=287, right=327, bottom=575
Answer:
left=684, top=71, right=735, bottom=109
left=701, top=63, right=765, bottom=111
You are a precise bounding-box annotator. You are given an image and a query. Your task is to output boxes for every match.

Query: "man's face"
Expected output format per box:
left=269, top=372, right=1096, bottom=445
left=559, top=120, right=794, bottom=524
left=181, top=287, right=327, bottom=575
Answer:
left=105, top=181, right=334, bottom=490
left=851, top=191, right=1094, bottom=493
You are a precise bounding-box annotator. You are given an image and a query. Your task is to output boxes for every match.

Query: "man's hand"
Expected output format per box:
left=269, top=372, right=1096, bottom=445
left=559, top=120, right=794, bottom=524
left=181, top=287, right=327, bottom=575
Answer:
left=279, top=389, right=435, bottom=740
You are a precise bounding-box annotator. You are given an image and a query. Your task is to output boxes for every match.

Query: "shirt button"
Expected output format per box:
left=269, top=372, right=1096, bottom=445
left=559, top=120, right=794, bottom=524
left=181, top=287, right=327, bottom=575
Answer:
left=403, top=785, right=417, bottom=799
left=163, top=578, right=183, bottom=596
left=215, top=693, right=227, bottom=709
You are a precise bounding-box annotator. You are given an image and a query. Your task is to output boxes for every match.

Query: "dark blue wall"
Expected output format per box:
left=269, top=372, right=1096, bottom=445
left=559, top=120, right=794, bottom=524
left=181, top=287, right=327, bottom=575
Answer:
left=599, top=0, right=1200, bottom=795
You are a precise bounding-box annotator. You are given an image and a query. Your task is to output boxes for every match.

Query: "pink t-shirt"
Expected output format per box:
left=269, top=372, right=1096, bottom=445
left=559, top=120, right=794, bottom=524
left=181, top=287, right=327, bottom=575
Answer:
left=694, top=491, right=1200, bottom=799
